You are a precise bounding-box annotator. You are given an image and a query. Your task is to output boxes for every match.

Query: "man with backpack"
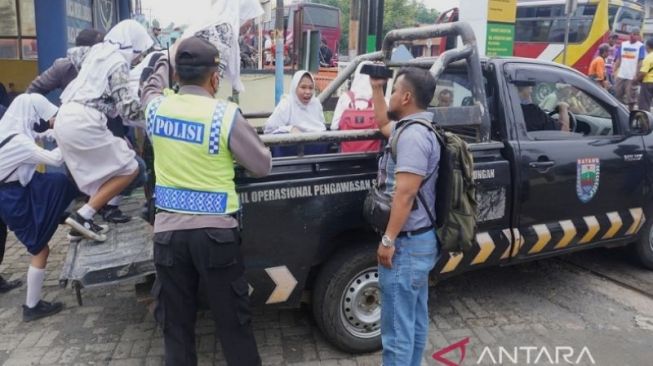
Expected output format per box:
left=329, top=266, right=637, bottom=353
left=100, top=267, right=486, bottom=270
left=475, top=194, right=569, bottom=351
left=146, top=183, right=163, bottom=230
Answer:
left=369, top=67, right=440, bottom=366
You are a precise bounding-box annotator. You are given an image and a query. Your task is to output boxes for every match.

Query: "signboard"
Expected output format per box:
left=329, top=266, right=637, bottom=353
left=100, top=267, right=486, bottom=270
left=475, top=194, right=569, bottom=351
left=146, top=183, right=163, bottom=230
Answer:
left=487, top=0, right=517, bottom=23
left=485, top=0, right=517, bottom=57
left=66, top=0, right=93, bottom=47
left=486, top=22, right=514, bottom=56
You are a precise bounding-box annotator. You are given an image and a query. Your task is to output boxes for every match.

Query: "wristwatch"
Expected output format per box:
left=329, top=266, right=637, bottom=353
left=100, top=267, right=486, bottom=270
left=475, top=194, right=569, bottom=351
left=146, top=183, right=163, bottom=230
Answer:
left=381, top=234, right=395, bottom=248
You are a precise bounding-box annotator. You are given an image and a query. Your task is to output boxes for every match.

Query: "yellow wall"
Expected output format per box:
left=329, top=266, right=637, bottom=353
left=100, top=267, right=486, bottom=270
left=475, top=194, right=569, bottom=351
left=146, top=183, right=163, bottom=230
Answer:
left=0, top=60, right=38, bottom=91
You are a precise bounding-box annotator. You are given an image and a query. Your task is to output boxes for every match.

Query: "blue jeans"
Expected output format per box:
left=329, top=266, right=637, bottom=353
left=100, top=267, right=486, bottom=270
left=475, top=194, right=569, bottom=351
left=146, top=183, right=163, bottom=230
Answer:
left=379, top=230, right=438, bottom=366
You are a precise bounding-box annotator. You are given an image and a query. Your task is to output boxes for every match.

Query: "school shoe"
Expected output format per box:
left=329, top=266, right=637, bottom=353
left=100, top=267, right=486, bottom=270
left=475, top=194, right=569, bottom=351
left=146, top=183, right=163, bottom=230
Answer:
left=65, top=213, right=108, bottom=242
left=67, top=225, right=109, bottom=242
left=99, top=205, right=132, bottom=224
left=0, top=275, right=21, bottom=293
left=22, top=300, right=64, bottom=322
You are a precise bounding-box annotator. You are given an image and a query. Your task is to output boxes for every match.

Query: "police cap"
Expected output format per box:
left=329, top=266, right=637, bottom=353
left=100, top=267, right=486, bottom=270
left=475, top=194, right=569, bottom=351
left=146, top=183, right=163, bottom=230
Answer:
left=175, top=36, right=220, bottom=67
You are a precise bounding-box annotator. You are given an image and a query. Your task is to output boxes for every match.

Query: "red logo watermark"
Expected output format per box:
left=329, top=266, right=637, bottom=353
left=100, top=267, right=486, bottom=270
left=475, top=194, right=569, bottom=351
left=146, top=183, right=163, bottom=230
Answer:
left=432, top=337, right=470, bottom=366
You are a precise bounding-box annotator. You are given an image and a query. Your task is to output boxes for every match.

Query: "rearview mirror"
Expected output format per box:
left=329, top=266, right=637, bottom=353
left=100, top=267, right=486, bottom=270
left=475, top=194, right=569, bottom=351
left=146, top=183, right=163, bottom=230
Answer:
left=629, top=110, right=653, bottom=135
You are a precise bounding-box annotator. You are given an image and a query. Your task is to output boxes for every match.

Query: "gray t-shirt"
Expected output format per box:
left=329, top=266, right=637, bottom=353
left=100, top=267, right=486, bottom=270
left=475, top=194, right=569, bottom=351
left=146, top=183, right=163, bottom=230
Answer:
left=378, top=111, right=440, bottom=231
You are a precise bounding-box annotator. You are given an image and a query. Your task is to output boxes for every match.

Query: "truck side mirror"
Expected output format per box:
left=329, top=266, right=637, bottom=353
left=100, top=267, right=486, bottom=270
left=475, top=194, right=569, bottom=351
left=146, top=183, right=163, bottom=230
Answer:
left=629, top=110, right=653, bottom=135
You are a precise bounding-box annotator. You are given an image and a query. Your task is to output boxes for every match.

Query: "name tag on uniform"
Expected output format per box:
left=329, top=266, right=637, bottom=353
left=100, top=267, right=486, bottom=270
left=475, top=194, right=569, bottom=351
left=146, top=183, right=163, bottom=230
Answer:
left=153, top=116, right=205, bottom=144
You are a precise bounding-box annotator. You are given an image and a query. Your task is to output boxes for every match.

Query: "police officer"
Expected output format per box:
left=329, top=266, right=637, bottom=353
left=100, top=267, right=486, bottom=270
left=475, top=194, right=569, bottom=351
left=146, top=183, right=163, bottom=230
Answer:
left=141, top=36, right=271, bottom=365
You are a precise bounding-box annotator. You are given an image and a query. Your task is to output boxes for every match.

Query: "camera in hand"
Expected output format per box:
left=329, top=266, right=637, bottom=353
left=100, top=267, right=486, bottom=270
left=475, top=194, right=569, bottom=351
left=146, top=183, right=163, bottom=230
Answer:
left=360, top=64, right=393, bottom=79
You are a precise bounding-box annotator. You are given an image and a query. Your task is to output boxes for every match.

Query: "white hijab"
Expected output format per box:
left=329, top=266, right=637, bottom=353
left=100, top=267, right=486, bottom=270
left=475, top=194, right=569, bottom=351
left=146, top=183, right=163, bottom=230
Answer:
left=0, top=94, right=58, bottom=185
left=264, top=70, right=326, bottom=134
left=61, top=20, right=153, bottom=104
left=181, top=0, right=264, bottom=92
left=331, top=61, right=374, bottom=130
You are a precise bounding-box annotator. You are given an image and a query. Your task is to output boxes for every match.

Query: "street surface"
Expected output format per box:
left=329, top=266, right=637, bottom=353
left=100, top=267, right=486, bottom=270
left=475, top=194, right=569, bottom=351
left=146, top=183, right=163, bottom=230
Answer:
left=1, top=226, right=653, bottom=365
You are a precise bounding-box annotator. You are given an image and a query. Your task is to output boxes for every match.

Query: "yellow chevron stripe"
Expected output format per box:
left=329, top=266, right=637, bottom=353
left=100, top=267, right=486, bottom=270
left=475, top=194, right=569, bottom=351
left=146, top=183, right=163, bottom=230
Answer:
left=637, top=212, right=647, bottom=233
left=472, top=232, right=495, bottom=265
left=602, top=212, right=623, bottom=239
left=579, top=216, right=600, bottom=244
left=554, top=220, right=577, bottom=249
left=501, top=229, right=523, bottom=259
left=626, top=208, right=644, bottom=235
left=529, top=224, right=551, bottom=254
left=440, top=253, right=464, bottom=273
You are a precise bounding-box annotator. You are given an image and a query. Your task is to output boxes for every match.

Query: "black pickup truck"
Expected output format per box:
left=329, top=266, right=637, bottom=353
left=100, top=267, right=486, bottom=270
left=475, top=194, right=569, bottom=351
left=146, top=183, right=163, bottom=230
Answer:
left=59, top=22, right=653, bottom=353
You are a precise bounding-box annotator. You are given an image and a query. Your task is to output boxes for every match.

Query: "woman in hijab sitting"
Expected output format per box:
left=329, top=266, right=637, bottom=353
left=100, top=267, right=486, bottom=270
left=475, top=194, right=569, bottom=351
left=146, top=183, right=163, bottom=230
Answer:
left=264, top=70, right=328, bottom=156
left=54, top=20, right=153, bottom=242
left=0, top=94, right=80, bottom=321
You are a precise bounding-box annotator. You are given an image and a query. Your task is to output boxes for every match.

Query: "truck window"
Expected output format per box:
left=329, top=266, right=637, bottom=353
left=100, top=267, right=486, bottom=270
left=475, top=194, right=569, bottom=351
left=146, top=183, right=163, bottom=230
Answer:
left=431, top=72, right=479, bottom=108
left=511, top=81, right=615, bottom=139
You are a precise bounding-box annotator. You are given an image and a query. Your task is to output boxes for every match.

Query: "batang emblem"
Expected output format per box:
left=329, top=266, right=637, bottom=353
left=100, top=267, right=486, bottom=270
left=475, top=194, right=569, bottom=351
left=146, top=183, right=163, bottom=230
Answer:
left=576, top=158, right=600, bottom=203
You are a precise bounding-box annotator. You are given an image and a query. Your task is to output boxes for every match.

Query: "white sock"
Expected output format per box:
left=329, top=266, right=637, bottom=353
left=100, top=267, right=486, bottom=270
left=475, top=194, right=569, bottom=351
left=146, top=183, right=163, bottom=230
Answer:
left=77, top=204, right=96, bottom=220
left=108, top=196, right=122, bottom=206
left=26, top=266, right=45, bottom=308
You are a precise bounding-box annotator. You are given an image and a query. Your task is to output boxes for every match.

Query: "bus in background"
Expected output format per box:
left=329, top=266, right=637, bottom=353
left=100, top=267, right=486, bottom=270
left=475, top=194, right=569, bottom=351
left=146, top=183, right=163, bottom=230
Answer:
left=265, top=3, right=340, bottom=67
left=514, top=0, right=643, bottom=75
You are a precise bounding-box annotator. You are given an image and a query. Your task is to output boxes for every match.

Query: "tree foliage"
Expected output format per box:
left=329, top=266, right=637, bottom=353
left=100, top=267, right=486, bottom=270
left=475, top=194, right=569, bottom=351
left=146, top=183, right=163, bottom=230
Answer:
left=312, top=0, right=440, bottom=54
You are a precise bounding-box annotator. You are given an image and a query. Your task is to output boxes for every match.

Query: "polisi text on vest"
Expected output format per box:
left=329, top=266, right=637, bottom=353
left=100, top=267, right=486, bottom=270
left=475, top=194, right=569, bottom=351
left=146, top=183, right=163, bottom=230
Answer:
left=153, top=116, right=205, bottom=144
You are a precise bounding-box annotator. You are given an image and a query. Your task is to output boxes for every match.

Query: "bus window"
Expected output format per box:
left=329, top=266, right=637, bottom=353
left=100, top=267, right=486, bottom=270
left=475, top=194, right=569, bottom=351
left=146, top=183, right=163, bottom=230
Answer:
left=608, top=5, right=619, bottom=29
left=515, top=19, right=552, bottom=42
left=303, top=6, right=338, bottom=28
left=614, top=7, right=643, bottom=34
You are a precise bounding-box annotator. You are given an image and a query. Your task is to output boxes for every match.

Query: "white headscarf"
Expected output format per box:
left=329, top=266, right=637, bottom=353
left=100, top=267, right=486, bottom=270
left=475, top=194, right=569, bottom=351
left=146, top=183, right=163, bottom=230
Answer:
left=181, top=0, right=264, bottom=92
left=264, top=70, right=326, bottom=134
left=0, top=94, right=58, bottom=185
left=61, top=20, right=153, bottom=104
left=331, top=61, right=374, bottom=130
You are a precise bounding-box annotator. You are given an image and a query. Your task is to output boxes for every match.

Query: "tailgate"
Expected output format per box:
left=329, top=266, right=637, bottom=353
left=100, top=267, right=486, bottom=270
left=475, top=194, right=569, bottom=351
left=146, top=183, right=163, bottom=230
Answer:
left=59, top=194, right=154, bottom=303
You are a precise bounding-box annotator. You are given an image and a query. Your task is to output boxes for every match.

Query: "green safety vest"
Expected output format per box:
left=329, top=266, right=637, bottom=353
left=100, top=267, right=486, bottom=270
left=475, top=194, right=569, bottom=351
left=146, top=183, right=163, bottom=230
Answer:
left=146, top=91, right=240, bottom=215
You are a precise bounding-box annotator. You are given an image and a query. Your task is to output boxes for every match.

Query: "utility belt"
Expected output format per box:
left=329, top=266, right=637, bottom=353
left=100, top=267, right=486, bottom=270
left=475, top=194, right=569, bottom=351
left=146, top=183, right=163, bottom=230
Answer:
left=398, top=226, right=433, bottom=238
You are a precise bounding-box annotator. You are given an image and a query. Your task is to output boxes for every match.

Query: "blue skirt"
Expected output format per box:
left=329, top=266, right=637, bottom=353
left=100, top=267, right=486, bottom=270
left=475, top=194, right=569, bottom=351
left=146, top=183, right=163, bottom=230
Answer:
left=0, top=173, right=78, bottom=255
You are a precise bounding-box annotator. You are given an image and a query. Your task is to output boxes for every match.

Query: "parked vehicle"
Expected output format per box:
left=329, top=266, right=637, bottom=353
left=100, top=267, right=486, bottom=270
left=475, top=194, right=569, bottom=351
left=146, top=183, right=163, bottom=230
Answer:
left=60, top=22, right=653, bottom=354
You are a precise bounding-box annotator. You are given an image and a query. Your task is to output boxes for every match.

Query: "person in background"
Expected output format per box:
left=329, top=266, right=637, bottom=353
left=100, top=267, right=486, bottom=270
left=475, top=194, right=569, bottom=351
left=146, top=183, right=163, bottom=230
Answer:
left=589, top=43, right=611, bottom=89
left=264, top=31, right=274, bottom=65
left=0, top=83, right=10, bottom=107
left=151, top=19, right=163, bottom=48
left=637, top=38, right=653, bottom=112
left=27, top=29, right=105, bottom=95
left=319, top=38, right=333, bottom=67
left=54, top=20, right=152, bottom=242
left=436, top=89, right=453, bottom=107
left=6, top=83, right=19, bottom=105
left=518, top=84, right=570, bottom=132
left=0, top=94, right=80, bottom=321
left=614, top=28, right=645, bottom=110
left=605, top=33, right=620, bottom=86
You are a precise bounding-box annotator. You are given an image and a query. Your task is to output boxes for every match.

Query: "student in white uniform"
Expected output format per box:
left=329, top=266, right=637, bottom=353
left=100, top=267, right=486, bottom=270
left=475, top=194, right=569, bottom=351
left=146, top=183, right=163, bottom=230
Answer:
left=0, top=94, right=81, bottom=321
left=54, top=20, right=153, bottom=242
left=264, top=70, right=328, bottom=156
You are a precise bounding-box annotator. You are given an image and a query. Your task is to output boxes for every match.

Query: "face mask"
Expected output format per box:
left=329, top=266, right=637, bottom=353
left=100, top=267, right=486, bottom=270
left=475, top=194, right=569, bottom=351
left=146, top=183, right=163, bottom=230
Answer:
left=520, top=98, right=531, bottom=105
left=33, top=119, right=50, bottom=133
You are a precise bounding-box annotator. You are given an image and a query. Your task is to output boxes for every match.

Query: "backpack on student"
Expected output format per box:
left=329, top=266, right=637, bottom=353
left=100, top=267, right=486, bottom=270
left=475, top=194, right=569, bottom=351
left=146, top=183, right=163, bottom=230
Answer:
left=339, top=91, right=381, bottom=153
left=363, top=118, right=477, bottom=254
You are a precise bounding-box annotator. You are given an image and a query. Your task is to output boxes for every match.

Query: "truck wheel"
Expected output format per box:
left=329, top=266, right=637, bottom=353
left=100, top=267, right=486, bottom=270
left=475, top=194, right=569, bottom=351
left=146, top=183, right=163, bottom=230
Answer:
left=635, top=217, right=653, bottom=270
left=312, top=243, right=382, bottom=353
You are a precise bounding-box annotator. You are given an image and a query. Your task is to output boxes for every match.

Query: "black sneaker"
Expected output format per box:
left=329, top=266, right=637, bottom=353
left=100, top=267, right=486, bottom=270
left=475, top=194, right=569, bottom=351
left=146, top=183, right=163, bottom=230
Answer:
left=0, top=275, right=22, bottom=293
left=99, top=205, right=132, bottom=224
left=67, top=225, right=108, bottom=242
left=65, top=213, right=108, bottom=242
left=22, top=300, right=64, bottom=322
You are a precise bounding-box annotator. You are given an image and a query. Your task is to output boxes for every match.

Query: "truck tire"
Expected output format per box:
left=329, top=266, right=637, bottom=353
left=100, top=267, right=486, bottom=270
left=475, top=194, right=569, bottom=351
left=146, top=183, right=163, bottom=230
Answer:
left=312, top=243, right=382, bottom=353
left=635, top=217, right=653, bottom=270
